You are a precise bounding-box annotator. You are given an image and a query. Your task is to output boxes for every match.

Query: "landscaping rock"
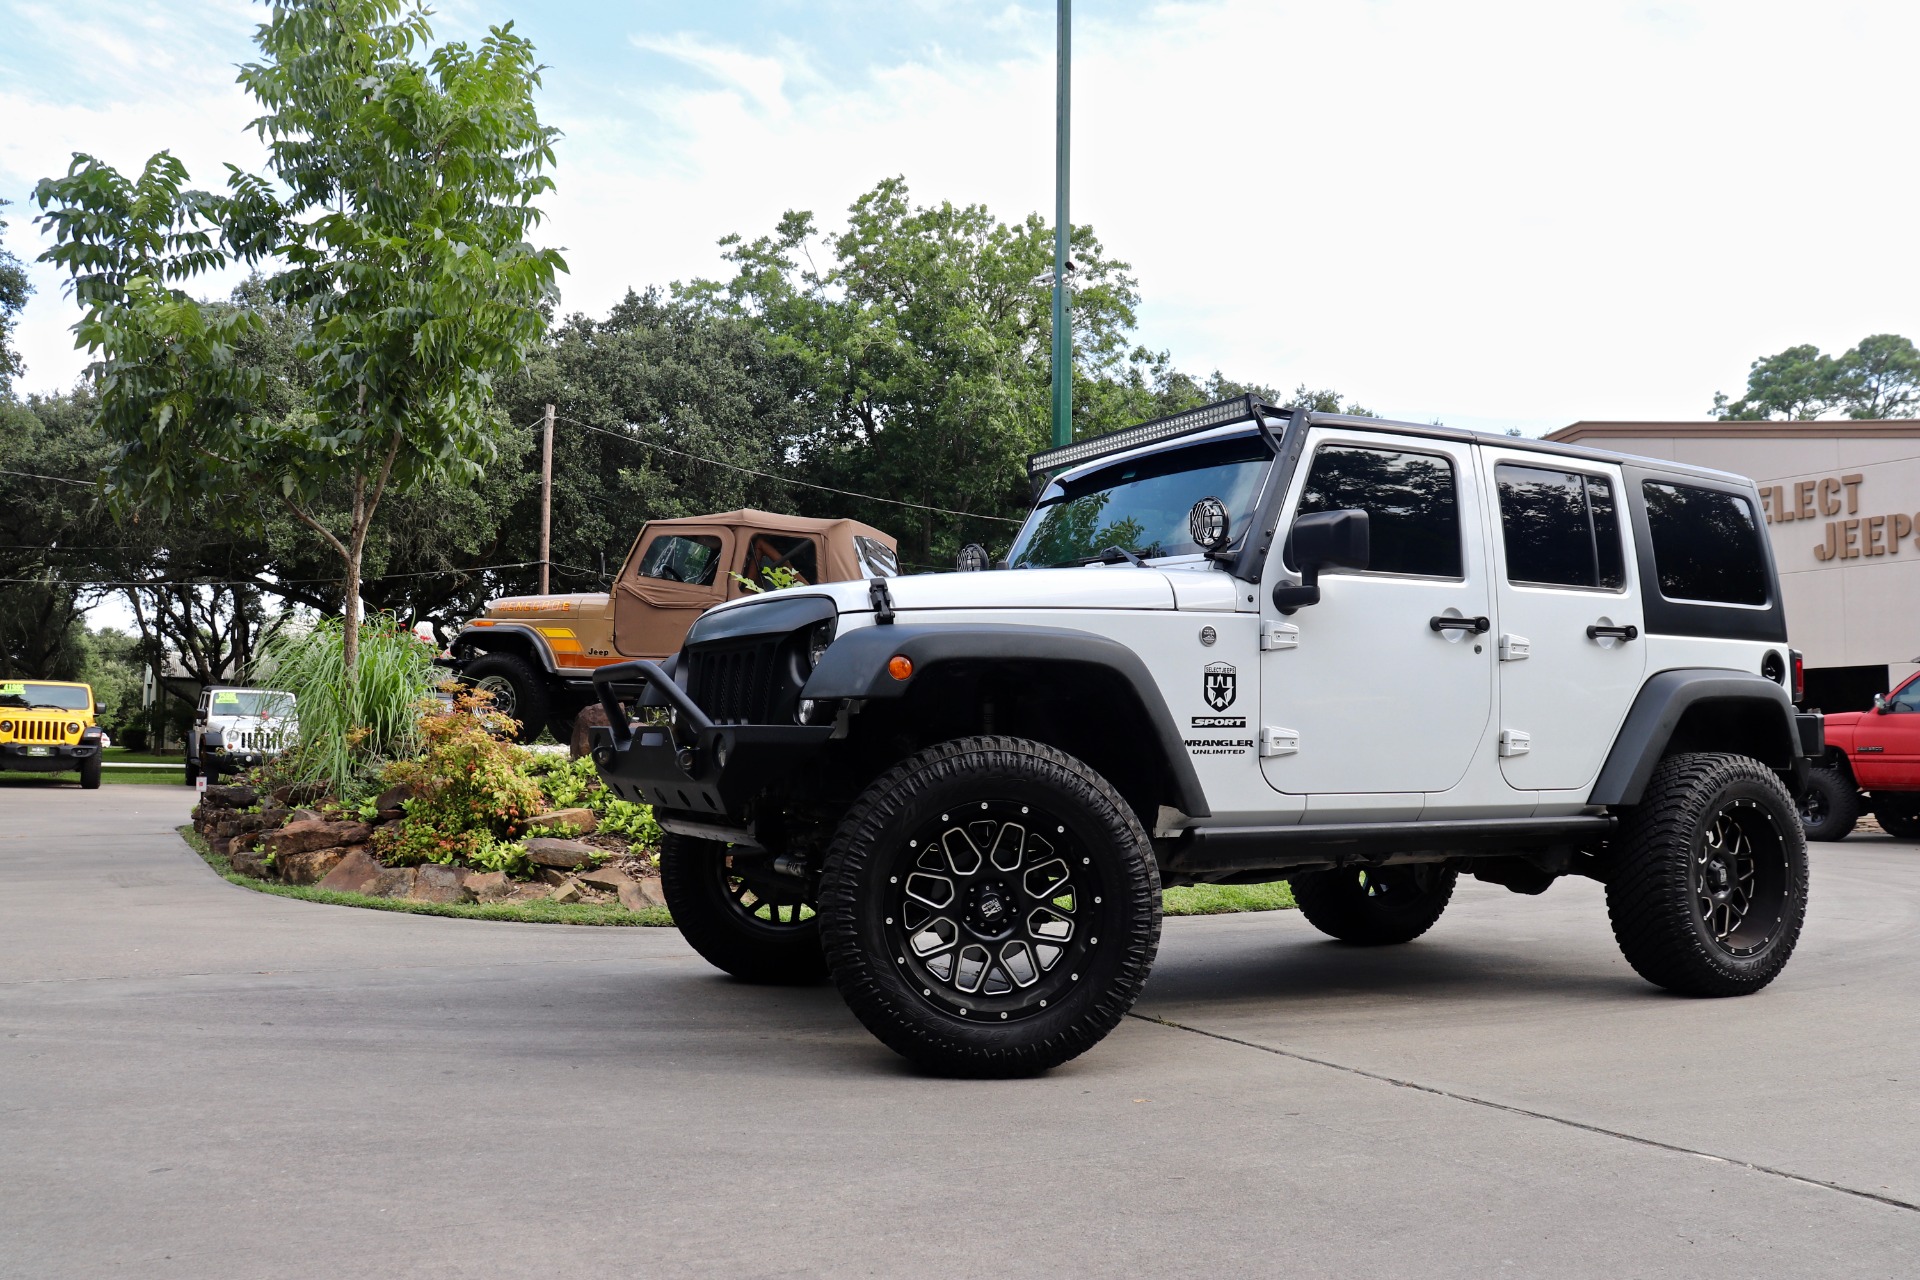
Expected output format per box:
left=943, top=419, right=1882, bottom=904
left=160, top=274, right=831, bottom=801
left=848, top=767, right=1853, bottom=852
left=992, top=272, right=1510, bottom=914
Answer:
left=263, top=819, right=373, bottom=859
left=316, top=848, right=385, bottom=895
left=277, top=845, right=356, bottom=885
left=202, top=782, right=258, bottom=810
left=528, top=808, right=597, bottom=836
left=410, top=864, right=473, bottom=904
left=368, top=866, right=417, bottom=898
left=618, top=876, right=667, bottom=912
left=570, top=705, right=612, bottom=759
left=526, top=837, right=598, bottom=870
left=577, top=865, right=633, bottom=894
left=549, top=877, right=585, bottom=904
left=258, top=806, right=290, bottom=827
left=230, top=847, right=270, bottom=878
left=375, top=809, right=406, bottom=825
left=373, top=782, right=413, bottom=813
left=467, top=871, right=513, bottom=902
left=271, top=781, right=329, bottom=807
left=287, top=808, right=324, bottom=826
left=538, top=867, right=573, bottom=886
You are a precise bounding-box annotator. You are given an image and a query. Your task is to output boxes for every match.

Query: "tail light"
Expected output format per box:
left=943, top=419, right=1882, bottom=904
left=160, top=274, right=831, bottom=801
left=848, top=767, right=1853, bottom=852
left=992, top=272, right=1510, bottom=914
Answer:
left=1790, top=649, right=1806, bottom=704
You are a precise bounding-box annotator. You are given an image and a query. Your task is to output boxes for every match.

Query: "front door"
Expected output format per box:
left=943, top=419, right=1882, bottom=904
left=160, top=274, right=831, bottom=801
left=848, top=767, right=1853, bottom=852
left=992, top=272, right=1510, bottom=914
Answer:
left=1850, top=673, right=1920, bottom=790
left=1480, top=447, right=1647, bottom=791
left=613, top=527, right=733, bottom=658
left=1260, top=430, right=1495, bottom=796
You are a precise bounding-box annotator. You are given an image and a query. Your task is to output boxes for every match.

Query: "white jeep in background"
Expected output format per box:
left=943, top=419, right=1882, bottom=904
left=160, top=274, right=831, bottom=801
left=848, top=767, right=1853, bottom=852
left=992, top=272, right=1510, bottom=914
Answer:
left=588, top=396, right=1825, bottom=1077
left=185, top=686, right=298, bottom=784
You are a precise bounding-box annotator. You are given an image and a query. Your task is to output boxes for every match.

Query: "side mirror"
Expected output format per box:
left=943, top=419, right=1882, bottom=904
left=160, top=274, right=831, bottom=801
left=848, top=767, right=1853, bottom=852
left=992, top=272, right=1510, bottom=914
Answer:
left=1273, top=509, right=1370, bottom=613
left=1874, top=693, right=1889, bottom=714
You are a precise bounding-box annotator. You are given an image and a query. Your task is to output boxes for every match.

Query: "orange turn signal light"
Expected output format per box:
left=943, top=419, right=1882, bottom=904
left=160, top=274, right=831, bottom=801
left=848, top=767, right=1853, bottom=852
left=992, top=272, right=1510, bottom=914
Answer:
left=887, top=655, right=914, bottom=681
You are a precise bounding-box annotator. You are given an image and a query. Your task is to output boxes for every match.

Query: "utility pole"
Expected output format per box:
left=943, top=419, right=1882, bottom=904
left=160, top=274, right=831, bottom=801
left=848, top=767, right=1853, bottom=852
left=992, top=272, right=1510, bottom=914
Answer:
left=1050, top=0, right=1072, bottom=449
left=539, top=403, right=554, bottom=595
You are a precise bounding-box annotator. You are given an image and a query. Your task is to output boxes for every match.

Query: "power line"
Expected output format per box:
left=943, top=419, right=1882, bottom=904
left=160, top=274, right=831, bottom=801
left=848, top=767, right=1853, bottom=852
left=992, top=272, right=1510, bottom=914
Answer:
left=0, top=559, right=561, bottom=590
left=0, top=468, right=99, bottom=488
left=551, top=413, right=1024, bottom=526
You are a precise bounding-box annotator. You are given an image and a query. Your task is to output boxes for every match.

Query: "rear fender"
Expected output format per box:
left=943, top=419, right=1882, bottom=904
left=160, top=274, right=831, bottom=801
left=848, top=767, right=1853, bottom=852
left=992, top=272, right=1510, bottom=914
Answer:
left=1590, top=669, right=1804, bottom=806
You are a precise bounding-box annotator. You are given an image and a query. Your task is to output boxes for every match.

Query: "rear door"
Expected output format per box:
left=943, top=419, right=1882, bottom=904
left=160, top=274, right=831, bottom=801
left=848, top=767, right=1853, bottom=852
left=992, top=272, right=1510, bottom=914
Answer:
left=1850, top=674, right=1920, bottom=789
left=1481, top=447, right=1647, bottom=791
left=612, top=526, right=734, bottom=657
left=1259, top=429, right=1495, bottom=796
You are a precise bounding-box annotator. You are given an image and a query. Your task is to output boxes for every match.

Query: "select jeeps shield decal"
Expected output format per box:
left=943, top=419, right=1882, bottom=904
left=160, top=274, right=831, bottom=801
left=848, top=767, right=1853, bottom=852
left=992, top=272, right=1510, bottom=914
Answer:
left=1203, top=661, right=1237, bottom=711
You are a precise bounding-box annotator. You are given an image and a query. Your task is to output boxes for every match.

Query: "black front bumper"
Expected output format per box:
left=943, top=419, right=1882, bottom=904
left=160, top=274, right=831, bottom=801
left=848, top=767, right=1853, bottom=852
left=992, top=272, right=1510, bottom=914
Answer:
left=1, top=743, right=98, bottom=773
left=589, top=659, right=830, bottom=822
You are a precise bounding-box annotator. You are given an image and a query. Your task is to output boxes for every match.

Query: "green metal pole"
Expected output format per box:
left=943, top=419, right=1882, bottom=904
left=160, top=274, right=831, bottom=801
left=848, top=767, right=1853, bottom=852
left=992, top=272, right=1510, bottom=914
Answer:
left=1050, top=0, right=1072, bottom=448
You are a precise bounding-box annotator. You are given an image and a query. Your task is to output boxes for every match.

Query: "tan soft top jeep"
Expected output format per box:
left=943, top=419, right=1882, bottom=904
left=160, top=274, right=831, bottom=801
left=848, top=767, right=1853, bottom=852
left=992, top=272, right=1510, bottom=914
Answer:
left=441, top=509, right=897, bottom=741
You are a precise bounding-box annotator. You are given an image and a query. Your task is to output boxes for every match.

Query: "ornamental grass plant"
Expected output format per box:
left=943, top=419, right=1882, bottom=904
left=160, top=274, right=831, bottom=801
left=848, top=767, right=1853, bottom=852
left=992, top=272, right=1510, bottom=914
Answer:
left=257, top=614, right=439, bottom=798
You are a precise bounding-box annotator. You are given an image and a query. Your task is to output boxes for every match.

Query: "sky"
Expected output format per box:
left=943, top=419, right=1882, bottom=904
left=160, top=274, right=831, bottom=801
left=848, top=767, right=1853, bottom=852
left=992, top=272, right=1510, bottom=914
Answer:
left=4, top=0, right=1919, bottom=438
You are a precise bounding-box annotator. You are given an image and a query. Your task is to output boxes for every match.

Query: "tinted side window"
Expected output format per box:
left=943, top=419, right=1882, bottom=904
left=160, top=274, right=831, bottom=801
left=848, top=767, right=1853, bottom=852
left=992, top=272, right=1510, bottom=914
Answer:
left=1888, top=676, right=1920, bottom=713
left=1294, top=445, right=1461, bottom=578
left=1496, top=464, right=1626, bottom=590
left=1641, top=482, right=1769, bottom=605
left=637, top=535, right=721, bottom=586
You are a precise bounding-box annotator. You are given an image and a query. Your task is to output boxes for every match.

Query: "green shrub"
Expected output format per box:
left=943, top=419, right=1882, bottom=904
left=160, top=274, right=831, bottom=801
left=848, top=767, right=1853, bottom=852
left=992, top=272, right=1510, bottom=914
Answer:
left=258, top=615, right=439, bottom=798
left=375, top=690, right=543, bottom=871
left=525, top=754, right=663, bottom=849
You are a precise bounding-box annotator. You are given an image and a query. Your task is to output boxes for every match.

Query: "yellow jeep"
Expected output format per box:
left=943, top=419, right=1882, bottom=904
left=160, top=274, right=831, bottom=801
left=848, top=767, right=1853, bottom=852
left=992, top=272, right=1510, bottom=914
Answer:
left=0, top=679, right=104, bottom=789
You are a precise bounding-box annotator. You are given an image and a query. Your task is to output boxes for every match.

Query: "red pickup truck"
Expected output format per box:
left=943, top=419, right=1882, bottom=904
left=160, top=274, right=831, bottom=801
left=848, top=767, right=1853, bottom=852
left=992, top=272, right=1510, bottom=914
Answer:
left=1800, top=671, right=1920, bottom=840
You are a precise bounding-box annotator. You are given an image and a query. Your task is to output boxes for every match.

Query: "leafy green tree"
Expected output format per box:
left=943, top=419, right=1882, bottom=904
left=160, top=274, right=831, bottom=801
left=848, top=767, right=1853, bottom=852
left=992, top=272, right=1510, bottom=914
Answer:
left=1833, top=334, right=1920, bottom=419
left=33, top=0, right=564, bottom=671
left=0, top=198, right=28, bottom=398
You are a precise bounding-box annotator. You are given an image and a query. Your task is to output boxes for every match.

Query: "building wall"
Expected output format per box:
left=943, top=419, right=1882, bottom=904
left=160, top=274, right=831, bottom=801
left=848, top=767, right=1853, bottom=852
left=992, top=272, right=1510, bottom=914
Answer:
left=1548, top=422, right=1920, bottom=698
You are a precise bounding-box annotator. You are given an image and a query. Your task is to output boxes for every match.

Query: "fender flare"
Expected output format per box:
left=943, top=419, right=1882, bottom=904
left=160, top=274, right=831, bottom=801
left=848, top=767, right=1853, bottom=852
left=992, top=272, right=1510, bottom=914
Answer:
left=804, top=623, right=1210, bottom=818
left=1589, top=668, right=1801, bottom=806
left=450, top=623, right=561, bottom=676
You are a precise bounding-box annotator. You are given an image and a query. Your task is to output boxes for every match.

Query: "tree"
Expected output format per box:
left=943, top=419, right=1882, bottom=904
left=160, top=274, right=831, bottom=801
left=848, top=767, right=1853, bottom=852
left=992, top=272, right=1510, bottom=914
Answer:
left=0, top=198, right=29, bottom=397
left=34, top=0, right=564, bottom=671
left=1833, top=334, right=1920, bottom=420
left=1713, top=335, right=1920, bottom=421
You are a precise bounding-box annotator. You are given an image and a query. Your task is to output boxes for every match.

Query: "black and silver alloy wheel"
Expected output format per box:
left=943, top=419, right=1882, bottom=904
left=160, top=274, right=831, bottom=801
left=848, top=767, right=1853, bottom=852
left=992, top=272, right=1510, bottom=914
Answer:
left=1607, top=752, right=1808, bottom=997
left=892, top=799, right=1099, bottom=1023
left=820, top=736, right=1161, bottom=1078
left=1289, top=863, right=1456, bottom=945
left=1795, top=766, right=1857, bottom=842
left=1692, top=799, right=1789, bottom=958
left=658, top=833, right=827, bottom=984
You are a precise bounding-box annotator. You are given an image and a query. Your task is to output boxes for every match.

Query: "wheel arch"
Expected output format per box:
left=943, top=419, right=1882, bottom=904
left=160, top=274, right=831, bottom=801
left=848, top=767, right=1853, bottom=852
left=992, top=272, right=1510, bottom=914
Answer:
left=805, top=623, right=1211, bottom=822
left=451, top=624, right=560, bottom=675
left=1590, top=669, right=1802, bottom=806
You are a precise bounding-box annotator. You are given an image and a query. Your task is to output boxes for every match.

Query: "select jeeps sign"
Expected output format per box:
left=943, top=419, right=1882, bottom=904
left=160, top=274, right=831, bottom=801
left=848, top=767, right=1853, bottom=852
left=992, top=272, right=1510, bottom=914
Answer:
left=1203, top=661, right=1237, bottom=711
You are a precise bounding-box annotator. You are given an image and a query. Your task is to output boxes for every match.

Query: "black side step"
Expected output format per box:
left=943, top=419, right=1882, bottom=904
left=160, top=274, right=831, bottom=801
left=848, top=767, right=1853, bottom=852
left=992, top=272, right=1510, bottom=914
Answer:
left=1170, top=815, right=1614, bottom=877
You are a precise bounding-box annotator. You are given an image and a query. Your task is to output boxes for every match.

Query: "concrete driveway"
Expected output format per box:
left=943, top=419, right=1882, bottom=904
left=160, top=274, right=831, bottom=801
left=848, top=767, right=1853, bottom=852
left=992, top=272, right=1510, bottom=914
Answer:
left=2, top=784, right=1916, bottom=1278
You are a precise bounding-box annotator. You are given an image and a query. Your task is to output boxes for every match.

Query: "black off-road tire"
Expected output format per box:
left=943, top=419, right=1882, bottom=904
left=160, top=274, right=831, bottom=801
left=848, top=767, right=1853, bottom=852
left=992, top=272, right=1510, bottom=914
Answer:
left=184, top=757, right=200, bottom=786
left=818, top=736, right=1161, bottom=1078
left=658, top=833, right=827, bottom=984
left=1606, top=753, right=1807, bottom=997
left=1289, top=864, right=1457, bottom=945
left=463, top=652, right=549, bottom=745
left=1869, top=794, right=1920, bottom=841
left=1797, top=766, right=1858, bottom=841
left=79, top=754, right=102, bottom=790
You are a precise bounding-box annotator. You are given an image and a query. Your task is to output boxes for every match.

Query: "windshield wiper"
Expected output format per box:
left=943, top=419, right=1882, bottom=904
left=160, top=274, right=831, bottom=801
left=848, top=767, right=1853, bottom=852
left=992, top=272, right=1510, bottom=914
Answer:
left=1078, top=545, right=1145, bottom=567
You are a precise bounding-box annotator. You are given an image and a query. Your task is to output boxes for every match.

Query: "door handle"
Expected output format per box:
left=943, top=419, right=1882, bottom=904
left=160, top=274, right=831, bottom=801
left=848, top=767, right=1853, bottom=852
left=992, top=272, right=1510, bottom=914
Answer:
left=1429, top=615, right=1491, bottom=634
left=1586, top=623, right=1639, bottom=642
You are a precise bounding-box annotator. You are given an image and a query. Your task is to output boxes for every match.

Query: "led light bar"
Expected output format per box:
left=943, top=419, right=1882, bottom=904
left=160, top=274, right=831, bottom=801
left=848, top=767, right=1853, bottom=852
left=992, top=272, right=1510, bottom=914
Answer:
left=1028, top=395, right=1286, bottom=476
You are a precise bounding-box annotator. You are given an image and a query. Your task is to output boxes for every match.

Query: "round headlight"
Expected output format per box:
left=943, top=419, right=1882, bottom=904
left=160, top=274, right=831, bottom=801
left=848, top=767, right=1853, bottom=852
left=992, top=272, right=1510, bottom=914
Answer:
left=67, top=722, right=82, bottom=735
left=0, top=719, right=11, bottom=733
left=806, top=620, right=835, bottom=669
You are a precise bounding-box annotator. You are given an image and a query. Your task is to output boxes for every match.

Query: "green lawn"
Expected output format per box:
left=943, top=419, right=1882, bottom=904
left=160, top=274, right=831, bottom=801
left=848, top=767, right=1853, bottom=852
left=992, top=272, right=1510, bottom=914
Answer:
left=1162, top=880, right=1296, bottom=915
left=0, top=770, right=186, bottom=788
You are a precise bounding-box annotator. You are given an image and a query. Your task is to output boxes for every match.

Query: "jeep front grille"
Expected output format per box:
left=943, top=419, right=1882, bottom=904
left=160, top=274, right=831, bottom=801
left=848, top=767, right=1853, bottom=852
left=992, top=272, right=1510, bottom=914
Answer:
left=685, top=641, right=781, bottom=725
left=14, top=720, right=67, bottom=744
left=233, top=729, right=289, bottom=753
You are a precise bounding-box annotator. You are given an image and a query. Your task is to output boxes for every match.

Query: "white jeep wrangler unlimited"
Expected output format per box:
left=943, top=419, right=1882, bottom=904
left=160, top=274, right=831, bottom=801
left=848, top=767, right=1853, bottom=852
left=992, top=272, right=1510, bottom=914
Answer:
left=591, top=397, right=1824, bottom=1077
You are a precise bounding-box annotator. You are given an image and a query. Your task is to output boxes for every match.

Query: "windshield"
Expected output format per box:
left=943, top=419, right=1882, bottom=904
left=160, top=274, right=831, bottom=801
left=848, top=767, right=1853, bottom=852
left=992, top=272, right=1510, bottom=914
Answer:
left=0, top=681, right=92, bottom=712
left=1007, top=434, right=1272, bottom=568
left=209, top=690, right=296, bottom=719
